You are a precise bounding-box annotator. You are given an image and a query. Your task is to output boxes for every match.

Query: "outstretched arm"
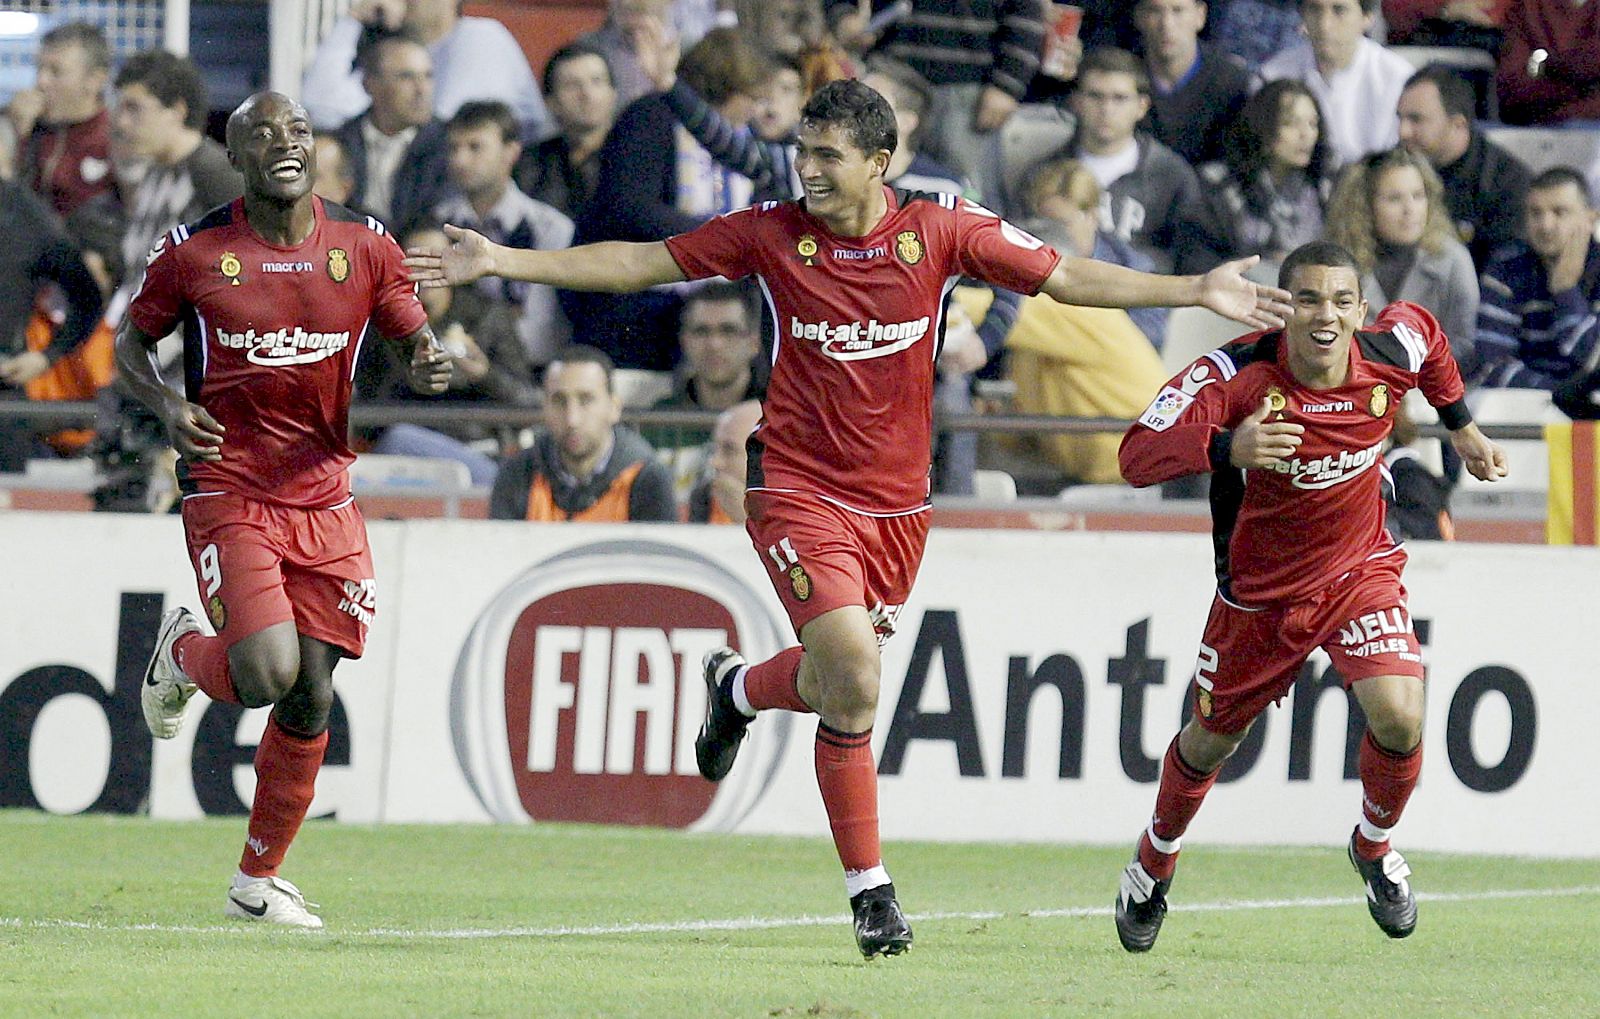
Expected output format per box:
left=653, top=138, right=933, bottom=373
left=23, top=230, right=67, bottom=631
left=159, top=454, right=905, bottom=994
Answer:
left=1038, top=254, right=1291, bottom=331
left=405, top=225, right=687, bottom=293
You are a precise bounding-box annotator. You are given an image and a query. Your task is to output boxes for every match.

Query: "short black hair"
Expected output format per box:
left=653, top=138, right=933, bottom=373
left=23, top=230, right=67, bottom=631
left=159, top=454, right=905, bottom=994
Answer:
left=1299, top=0, right=1378, bottom=11
left=1077, top=47, right=1150, bottom=97
left=41, top=21, right=110, bottom=72
left=682, top=280, right=757, bottom=330
left=1279, top=240, right=1363, bottom=293
left=115, top=49, right=209, bottom=131
left=542, top=41, right=613, bottom=95
left=800, top=79, right=896, bottom=158
left=1529, top=166, right=1594, bottom=206
left=447, top=100, right=519, bottom=144
left=1403, top=65, right=1475, bottom=123
left=546, top=344, right=617, bottom=392
left=354, top=25, right=425, bottom=77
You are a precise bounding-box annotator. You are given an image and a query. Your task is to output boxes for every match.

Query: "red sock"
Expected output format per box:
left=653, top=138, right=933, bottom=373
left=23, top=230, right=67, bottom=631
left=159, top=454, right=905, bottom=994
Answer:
left=1353, top=730, right=1422, bottom=860
left=174, top=631, right=240, bottom=705
left=815, top=723, right=880, bottom=874
left=1138, top=736, right=1221, bottom=880
left=239, top=715, right=328, bottom=878
left=743, top=646, right=811, bottom=713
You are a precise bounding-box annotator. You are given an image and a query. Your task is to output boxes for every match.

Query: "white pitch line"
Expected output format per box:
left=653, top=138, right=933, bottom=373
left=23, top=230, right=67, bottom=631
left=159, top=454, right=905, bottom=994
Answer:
left=4, top=885, right=1598, bottom=941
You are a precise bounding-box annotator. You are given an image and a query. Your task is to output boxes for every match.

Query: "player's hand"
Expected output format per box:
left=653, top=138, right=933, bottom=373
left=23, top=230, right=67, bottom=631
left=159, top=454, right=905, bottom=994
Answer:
left=1230, top=397, right=1303, bottom=469
left=163, top=399, right=226, bottom=462
left=1198, top=256, right=1293, bottom=331
left=0, top=350, right=51, bottom=386
left=973, top=85, right=1019, bottom=133
left=404, top=224, right=494, bottom=288
left=408, top=330, right=453, bottom=394
left=832, top=0, right=879, bottom=52
left=1450, top=422, right=1508, bottom=482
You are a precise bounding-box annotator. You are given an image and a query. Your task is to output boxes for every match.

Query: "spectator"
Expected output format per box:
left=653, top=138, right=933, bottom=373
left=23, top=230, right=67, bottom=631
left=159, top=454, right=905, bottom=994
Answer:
left=1210, top=0, right=1305, bottom=72
left=1135, top=0, right=1254, bottom=167
left=1474, top=169, right=1600, bottom=391
left=1325, top=148, right=1478, bottom=363
left=435, top=100, right=574, bottom=368
left=1020, top=156, right=1169, bottom=346
left=488, top=345, right=677, bottom=522
left=731, top=0, right=825, bottom=60
left=112, top=50, right=242, bottom=298
left=863, top=57, right=971, bottom=197
left=1383, top=403, right=1454, bottom=540
left=581, top=0, right=679, bottom=110
left=1496, top=0, right=1600, bottom=126
left=5, top=22, right=115, bottom=217
left=356, top=220, right=535, bottom=485
left=827, top=0, right=1047, bottom=204
left=688, top=398, right=763, bottom=523
left=571, top=26, right=765, bottom=370
left=1384, top=0, right=1508, bottom=50
left=0, top=178, right=104, bottom=469
left=312, top=132, right=358, bottom=208
left=1259, top=0, right=1414, bottom=166
left=300, top=0, right=548, bottom=138
left=1193, top=79, right=1333, bottom=271
left=1054, top=48, right=1210, bottom=274
left=514, top=42, right=618, bottom=220
left=998, top=161, right=1169, bottom=484
left=646, top=280, right=766, bottom=499
left=1396, top=65, right=1532, bottom=271
left=331, top=30, right=450, bottom=232
left=753, top=54, right=806, bottom=144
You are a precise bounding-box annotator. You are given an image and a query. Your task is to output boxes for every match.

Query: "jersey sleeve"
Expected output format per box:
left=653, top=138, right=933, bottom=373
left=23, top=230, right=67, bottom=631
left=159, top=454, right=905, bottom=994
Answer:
left=663, top=206, right=761, bottom=281
left=1119, top=351, right=1248, bottom=487
left=1377, top=301, right=1470, bottom=429
left=952, top=199, right=1061, bottom=295
left=125, top=233, right=187, bottom=340
left=369, top=229, right=430, bottom=339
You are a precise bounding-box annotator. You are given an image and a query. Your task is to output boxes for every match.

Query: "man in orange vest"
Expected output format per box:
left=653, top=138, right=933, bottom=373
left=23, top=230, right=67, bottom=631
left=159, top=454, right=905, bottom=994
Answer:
left=488, top=344, right=676, bottom=522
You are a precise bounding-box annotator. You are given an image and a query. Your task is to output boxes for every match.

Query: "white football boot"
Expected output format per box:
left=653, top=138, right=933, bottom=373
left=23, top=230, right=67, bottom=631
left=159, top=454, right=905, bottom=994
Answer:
left=141, top=607, right=202, bottom=739
left=225, top=874, right=325, bottom=929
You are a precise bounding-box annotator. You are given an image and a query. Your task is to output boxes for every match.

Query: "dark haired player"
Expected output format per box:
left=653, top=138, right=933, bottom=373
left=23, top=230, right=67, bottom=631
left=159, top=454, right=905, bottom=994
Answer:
left=1114, top=240, right=1505, bottom=952
left=407, top=78, right=1290, bottom=957
left=115, top=90, right=450, bottom=928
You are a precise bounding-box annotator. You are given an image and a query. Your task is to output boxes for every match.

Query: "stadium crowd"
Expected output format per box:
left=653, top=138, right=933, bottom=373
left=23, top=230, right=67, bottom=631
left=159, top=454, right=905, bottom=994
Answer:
left=2, top=0, right=1598, bottom=515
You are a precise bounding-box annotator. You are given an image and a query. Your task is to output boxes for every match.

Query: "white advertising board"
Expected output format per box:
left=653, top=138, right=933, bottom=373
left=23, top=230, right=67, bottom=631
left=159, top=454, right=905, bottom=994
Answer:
left=1, top=512, right=1594, bottom=857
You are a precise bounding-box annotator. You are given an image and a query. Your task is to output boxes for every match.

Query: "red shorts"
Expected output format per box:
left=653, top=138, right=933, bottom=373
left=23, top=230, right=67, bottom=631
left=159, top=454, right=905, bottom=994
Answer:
left=180, top=492, right=375, bottom=658
left=1190, top=552, right=1424, bottom=734
left=744, top=490, right=930, bottom=641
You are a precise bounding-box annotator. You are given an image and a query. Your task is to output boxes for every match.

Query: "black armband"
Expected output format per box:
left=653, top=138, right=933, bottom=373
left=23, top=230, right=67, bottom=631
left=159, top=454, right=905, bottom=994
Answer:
left=1437, top=398, right=1472, bottom=431
left=1208, top=430, right=1234, bottom=471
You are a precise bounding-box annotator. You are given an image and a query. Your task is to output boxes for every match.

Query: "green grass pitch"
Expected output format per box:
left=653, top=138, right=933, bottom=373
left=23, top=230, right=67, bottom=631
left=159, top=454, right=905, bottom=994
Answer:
left=3, top=811, right=1598, bottom=1017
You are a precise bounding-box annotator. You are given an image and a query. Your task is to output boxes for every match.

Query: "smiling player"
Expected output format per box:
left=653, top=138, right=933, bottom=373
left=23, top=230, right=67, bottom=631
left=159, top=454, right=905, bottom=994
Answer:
left=407, top=77, right=1291, bottom=958
left=114, top=90, right=450, bottom=928
left=1114, top=239, right=1506, bottom=952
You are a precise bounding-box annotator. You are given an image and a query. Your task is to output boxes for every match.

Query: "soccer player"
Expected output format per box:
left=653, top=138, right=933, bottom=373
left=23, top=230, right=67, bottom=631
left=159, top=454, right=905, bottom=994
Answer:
left=406, top=78, right=1291, bottom=958
left=1113, top=240, right=1507, bottom=953
left=114, top=91, right=450, bottom=928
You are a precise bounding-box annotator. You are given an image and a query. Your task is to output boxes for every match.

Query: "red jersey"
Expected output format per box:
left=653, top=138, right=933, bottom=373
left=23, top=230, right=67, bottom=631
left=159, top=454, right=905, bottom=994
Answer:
left=128, top=197, right=428, bottom=508
left=21, top=110, right=114, bottom=216
left=666, top=188, right=1060, bottom=514
left=1120, top=302, right=1468, bottom=605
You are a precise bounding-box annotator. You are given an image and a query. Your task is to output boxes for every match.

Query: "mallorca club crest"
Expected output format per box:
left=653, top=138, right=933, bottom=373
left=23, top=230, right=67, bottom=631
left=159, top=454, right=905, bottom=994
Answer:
left=327, top=248, right=350, bottom=283
left=1369, top=384, right=1390, bottom=418
left=218, top=252, right=242, bottom=286
left=788, top=563, right=811, bottom=602
left=1197, top=687, right=1213, bottom=719
left=796, top=235, right=818, bottom=266
left=1264, top=384, right=1288, bottom=416
left=895, top=230, right=923, bottom=265
left=207, top=594, right=227, bottom=632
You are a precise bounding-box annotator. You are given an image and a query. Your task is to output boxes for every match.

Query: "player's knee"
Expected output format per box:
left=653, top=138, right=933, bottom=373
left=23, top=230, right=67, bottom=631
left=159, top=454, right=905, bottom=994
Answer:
left=818, top=656, right=880, bottom=719
left=1367, top=711, right=1422, bottom=754
left=231, top=648, right=301, bottom=706
left=277, top=673, right=335, bottom=736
